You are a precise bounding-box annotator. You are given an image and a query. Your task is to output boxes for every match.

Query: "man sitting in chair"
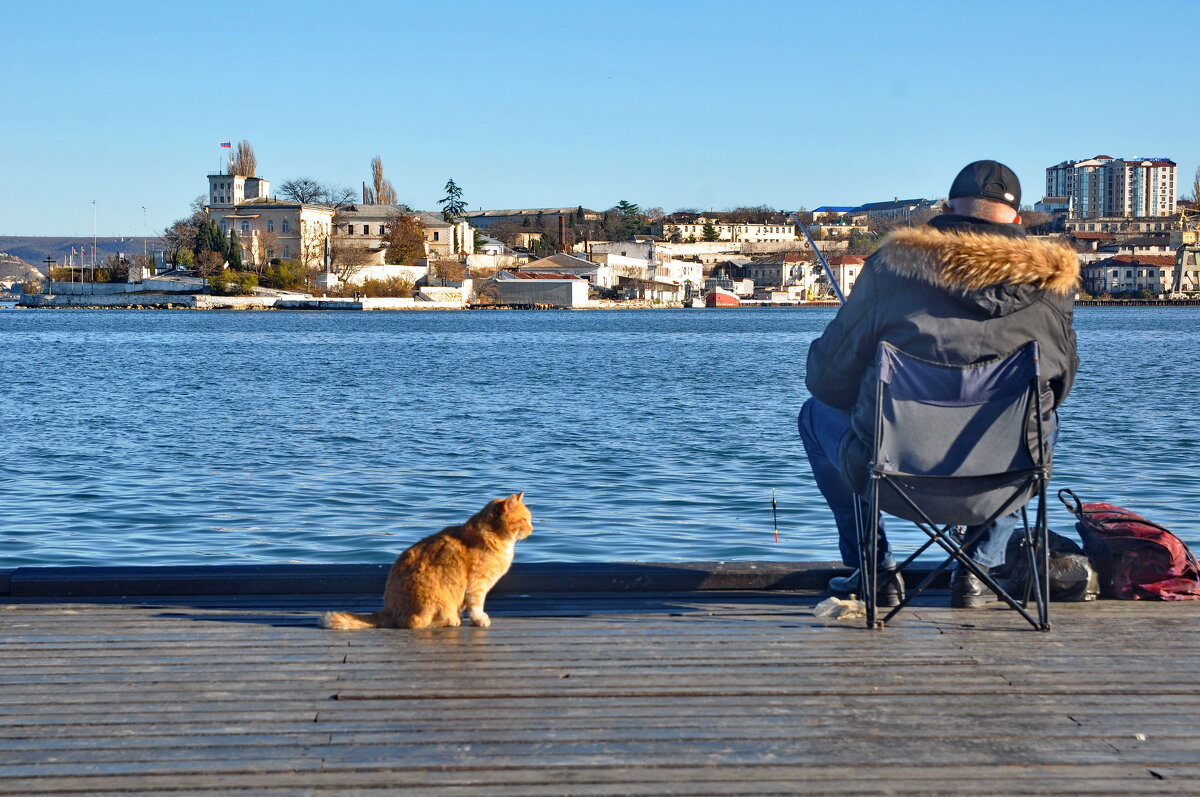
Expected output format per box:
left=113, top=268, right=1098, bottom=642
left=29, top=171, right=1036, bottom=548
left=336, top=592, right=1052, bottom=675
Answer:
left=799, top=160, right=1079, bottom=607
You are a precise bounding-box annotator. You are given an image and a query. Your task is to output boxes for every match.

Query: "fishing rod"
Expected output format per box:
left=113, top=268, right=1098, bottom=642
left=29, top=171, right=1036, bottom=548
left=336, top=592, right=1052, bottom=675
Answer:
left=771, top=489, right=780, bottom=544
left=797, top=221, right=846, bottom=305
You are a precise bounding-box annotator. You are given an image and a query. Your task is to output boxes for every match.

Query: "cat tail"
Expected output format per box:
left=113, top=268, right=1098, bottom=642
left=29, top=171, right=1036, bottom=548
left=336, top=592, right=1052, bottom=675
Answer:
left=319, top=610, right=381, bottom=630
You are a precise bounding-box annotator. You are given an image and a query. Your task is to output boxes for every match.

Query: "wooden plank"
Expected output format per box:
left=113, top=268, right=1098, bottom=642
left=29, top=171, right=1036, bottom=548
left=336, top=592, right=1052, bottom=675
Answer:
left=2, top=590, right=1200, bottom=796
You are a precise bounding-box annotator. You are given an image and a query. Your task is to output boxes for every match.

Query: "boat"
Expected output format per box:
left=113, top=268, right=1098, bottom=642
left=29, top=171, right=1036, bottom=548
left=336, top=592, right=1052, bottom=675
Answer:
left=704, top=287, right=741, bottom=307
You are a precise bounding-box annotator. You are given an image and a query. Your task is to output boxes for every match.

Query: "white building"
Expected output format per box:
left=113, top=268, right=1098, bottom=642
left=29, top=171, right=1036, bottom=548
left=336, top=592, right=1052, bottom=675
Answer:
left=652, top=213, right=797, bottom=243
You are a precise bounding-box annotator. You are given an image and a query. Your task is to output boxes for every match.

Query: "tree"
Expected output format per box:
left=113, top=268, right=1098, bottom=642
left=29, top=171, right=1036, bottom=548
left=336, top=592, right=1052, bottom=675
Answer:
left=230, top=140, right=256, bottom=177
left=531, top=234, right=558, bottom=257
left=330, top=240, right=375, bottom=281
left=615, top=200, right=644, bottom=240
left=278, top=178, right=326, bottom=203
left=278, top=178, right=354, bottom=207
left=383, top=212, right=426, bottom=264
left=367, top=156, right=397, bottom=205
left=322, top=184, right=356, bottom=208
left=439, top=179, right=467, bottom=223
left=701, top=220, right=720, bottom=242
left=431, top=259, right=467, bottom=282
left=600, top=209, right=626, bottom=241
left=847, top=229, right=878, bottom=255
left=725, top=205, right=777, bottom=224
left=1020, top=209, right=1054, bottom=233
left=193, top=220, right=228, bottom=263
left=162, top=196, right=208, bottom=264
left=227, top=229, right=243, bottom=270
left=252, top=228, right=279, bottom=273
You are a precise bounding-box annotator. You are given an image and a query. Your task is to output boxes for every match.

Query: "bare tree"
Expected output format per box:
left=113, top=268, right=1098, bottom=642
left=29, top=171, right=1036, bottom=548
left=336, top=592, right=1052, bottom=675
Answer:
left=253, top=228, right=279, bottom=272
left=323, top=184, right=356, bottom=208
left=431, top=259, right=467, bottom=282
left=368, top=156, right=397, bottom=205
left=279, top=178, right=326, bottom=203
left=162, top=197, right=208, bottom=260
left=196, top=250, right=226, bottom=277
left=297, top=220, right=328, bottom=277
left=278, top=178, right=355, bottom=207
left=331, top=240, right=375, bottom=282
left=230, top=140, right=257, bottom=177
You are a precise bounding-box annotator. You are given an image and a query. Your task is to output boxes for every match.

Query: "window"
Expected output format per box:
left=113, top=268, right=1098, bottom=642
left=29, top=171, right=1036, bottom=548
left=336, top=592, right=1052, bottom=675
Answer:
left=282, top=220, right=290, bottom=234
left=267, top=220, right=274, bottom=232
left=346, top=225, right=353, bottom=235
left=362, top=225, right=369, bottom=235
left=267, top=248, right=274, bottom=260
left=379, top=225, right=385, bottom=236
left=220, top=221, right=227, bottom=233
left=240, top=221, right=249, bottom=233
left=433, top=231, right=440, bottom=241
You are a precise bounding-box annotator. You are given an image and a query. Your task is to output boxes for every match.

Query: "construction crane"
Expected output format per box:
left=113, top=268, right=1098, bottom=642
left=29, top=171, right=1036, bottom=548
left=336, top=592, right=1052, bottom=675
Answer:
left=1169, top=207, right=1200, bottom=294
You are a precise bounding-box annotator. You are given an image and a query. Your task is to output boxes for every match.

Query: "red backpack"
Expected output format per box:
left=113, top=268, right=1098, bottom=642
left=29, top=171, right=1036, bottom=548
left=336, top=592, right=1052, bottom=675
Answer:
left=1059, top=490, right=1200, bottom=601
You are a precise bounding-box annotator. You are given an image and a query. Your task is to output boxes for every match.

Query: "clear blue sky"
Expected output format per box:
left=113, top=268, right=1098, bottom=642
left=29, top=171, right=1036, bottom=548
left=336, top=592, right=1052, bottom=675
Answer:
left=2, top=0, right=1196, bottom=237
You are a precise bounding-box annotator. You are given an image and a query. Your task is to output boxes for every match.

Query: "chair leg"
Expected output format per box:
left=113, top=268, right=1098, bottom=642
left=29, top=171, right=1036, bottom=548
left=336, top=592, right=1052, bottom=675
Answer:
left=853, top=497, right=876, bottom=628
left=867, top=478, right=883, bottom=628
left=1037, top=490, right=1051, bottom=631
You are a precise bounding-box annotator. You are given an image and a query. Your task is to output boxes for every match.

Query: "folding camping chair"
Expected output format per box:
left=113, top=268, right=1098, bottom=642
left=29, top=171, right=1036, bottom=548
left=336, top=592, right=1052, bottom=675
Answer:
left=857, top=340, right=1052, bottom=630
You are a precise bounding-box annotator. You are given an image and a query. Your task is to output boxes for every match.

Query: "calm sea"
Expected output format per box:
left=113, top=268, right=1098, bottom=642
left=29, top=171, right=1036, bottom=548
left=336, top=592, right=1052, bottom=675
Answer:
left=1, top=307, right=1197, bottom=567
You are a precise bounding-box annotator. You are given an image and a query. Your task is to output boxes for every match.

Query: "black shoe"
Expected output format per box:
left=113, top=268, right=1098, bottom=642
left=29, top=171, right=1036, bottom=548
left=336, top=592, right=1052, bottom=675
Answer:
left=950, top=564, right=994, bottom=608
left=828, top=567, right=905, bottom=607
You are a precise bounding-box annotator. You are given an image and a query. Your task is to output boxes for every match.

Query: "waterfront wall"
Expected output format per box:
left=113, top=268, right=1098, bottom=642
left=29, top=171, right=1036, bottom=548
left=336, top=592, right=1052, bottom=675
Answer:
left=47, top=275, right=207, bottom=295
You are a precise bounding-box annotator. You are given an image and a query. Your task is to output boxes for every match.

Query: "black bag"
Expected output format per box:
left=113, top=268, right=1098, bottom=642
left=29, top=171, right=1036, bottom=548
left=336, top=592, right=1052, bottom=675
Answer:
left=999, top=528, right=1100, bottom=602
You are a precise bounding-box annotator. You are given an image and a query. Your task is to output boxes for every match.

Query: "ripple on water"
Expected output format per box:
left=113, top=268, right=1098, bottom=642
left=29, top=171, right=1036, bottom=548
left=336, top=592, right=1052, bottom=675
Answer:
left=0, top=306, right=1197, bottom=566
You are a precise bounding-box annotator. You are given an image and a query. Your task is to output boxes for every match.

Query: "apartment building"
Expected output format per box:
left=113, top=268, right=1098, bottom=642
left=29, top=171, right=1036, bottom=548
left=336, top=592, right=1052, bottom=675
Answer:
left=1046, top=156, right=1177, bottom=218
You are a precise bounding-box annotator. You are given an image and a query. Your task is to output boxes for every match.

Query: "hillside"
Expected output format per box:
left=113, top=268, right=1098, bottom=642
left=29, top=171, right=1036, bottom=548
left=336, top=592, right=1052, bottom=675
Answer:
left=0, top=252, right=42, bottom=285
left=0, top=236, right=167, bottom=268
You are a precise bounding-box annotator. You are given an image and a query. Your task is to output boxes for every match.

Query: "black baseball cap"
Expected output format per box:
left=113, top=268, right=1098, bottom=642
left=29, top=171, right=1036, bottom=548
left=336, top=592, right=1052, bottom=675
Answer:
left=948, top=160, right=1021, bottom=210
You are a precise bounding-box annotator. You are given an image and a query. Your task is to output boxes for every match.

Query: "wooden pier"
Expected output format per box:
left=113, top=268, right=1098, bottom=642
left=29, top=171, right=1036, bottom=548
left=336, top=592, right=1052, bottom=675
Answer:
left=1, top=563, right=1198, bottom=795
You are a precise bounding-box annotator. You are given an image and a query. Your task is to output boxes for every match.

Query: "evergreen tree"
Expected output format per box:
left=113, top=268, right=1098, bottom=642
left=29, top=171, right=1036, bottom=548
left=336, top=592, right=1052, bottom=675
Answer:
left=193, top=220, right=228, bottom=259
left=227, top=229, right=243, bottom=270
left=702, top=220, right=720, bottom=242
left=439, top=178, right=467, bottom=223
left=575, top=205, right=586, bottom=223
left=616, top=200, right=643, bottom=240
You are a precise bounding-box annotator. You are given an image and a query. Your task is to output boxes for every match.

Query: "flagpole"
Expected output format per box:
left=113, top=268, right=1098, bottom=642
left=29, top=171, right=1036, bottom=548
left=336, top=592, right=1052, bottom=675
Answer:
left=92, top=200, right=97, bottom=284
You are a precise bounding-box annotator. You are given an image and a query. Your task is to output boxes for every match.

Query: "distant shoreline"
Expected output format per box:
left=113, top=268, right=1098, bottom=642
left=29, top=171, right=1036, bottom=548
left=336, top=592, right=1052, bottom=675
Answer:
left=7, top=297, right=1200, bottom=310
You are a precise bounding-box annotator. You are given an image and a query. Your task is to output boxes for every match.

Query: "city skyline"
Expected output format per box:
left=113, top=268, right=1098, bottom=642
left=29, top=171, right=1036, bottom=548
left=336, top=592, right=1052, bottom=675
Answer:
left=2, top=0, right=1198, bottom=237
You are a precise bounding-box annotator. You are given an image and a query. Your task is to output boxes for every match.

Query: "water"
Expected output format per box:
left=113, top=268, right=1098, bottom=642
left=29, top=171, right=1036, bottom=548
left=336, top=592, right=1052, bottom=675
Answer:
left=1, top=307, right=1197, bottom=567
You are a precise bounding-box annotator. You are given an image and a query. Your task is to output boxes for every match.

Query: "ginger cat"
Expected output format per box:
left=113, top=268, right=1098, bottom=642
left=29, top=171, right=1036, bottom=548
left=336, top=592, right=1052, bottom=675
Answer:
left=320, top=493, right=532, bottom=630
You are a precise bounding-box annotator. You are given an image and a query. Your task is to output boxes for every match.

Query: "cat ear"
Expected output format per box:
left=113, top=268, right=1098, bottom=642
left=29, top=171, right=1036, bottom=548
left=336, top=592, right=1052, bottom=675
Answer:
left=504, top=492, right=523, bottom=508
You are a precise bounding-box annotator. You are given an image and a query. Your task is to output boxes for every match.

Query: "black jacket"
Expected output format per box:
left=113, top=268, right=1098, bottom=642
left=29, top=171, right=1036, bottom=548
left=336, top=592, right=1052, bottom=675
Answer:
left=806, top=214, right=1080, bottom=487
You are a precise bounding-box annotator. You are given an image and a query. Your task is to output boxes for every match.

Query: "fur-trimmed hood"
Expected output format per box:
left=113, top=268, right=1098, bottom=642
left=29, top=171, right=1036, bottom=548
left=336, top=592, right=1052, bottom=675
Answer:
left=876, top=224, right=1079, bottom=296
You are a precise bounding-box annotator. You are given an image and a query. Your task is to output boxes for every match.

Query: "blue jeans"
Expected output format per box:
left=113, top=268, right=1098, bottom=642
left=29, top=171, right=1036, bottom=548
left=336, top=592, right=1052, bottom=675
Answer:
left=797, top=397, right=1053, bottom=570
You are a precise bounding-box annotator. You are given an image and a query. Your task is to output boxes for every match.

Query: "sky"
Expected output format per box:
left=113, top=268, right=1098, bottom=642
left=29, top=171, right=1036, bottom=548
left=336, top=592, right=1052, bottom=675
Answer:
left=2, top=0, right=1197, bottom=237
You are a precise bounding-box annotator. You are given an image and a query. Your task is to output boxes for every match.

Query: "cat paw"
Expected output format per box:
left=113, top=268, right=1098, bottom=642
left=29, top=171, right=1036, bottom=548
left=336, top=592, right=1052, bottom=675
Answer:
left=470, top=613, right=491, bottom=628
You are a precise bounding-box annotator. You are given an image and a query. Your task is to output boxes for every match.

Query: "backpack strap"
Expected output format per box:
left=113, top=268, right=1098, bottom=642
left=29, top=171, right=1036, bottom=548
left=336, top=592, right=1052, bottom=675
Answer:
left=1058, top=488, right=1083, bottom=517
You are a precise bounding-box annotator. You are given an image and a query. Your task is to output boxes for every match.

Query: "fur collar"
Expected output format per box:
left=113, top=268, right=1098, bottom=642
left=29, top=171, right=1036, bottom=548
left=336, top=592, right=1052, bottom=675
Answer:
left=877, top=225, right=1079, bottom=295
